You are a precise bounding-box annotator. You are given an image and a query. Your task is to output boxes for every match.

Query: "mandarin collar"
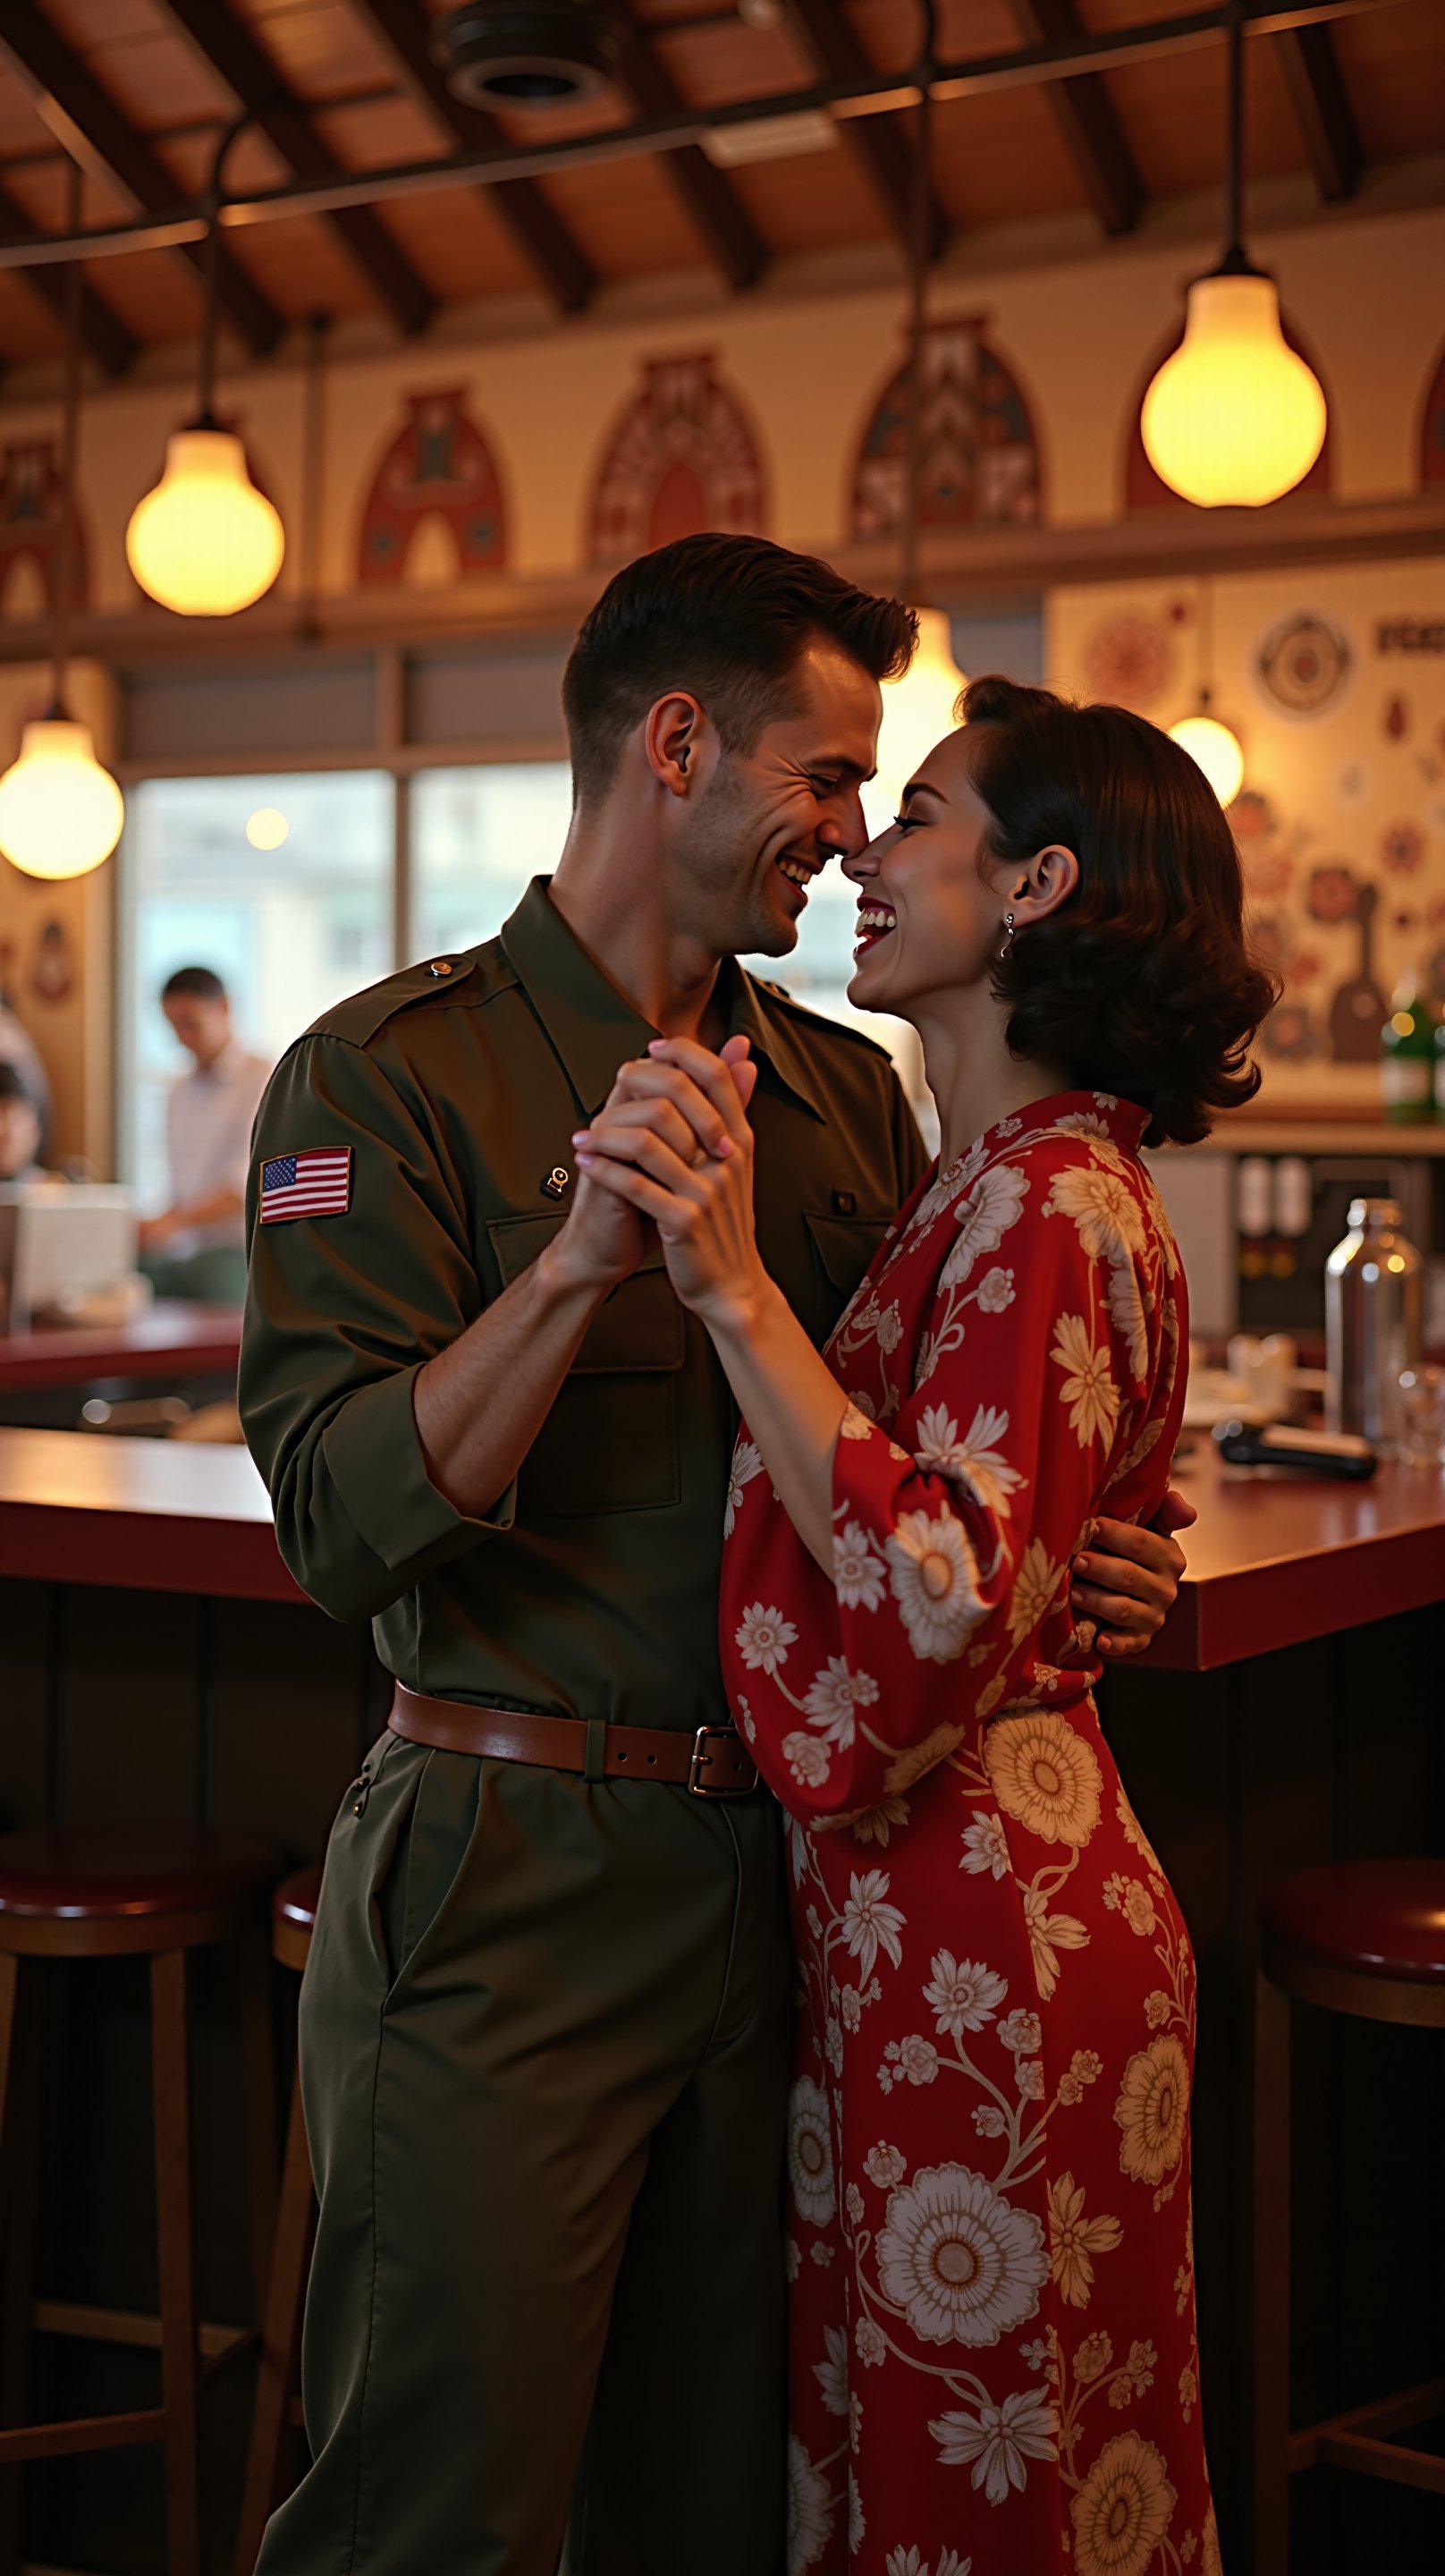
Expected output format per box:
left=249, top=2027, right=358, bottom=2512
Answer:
left=500, top=877, right=831, bottom=1125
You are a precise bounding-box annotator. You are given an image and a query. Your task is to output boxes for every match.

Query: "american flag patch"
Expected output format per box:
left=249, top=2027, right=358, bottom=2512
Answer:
left=259, top=1148, right=351, bottom=1224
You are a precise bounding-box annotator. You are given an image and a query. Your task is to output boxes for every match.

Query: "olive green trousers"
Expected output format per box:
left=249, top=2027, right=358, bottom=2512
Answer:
left=253, top=1731, right=791, bottom=2576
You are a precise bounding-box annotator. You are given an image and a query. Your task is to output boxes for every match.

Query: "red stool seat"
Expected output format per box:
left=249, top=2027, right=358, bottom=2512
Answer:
left=1260, top=1858, right=1445, bottom=1987
left=0, top=1829, right=282, bottom=1961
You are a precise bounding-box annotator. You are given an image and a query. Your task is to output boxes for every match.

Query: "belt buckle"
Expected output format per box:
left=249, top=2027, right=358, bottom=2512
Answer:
left=688, top=1724, right=759, bottom=1799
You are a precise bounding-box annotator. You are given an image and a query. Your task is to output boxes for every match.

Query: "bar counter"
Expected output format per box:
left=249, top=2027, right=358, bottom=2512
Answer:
left=0, top=1301, right=243, bottom=1394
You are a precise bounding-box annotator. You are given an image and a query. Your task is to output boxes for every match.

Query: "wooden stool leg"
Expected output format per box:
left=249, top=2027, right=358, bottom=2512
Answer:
left=232, top=2065, right=317, bottom=2576
left=151, top=1948, right=201, bottom=2576
left=1254, top=1969, right=1293, bottom=2576
left=237, top=1928, right=279, bottom=2320
left=0, top=1957, right=42, bottom=2576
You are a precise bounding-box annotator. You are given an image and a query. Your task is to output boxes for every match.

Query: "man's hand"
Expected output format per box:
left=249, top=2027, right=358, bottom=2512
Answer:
left=1069, top=1487, right=1195, bottom=1660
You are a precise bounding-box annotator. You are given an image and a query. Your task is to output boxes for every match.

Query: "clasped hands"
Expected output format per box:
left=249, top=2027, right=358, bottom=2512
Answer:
left=572, top=1032, right=768, bottom=1335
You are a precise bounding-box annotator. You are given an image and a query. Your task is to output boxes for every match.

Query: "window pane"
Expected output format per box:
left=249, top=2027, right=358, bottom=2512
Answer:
left=410, top=763, right=575, bottom=961
left=123, top=770, right=393, bottom=1208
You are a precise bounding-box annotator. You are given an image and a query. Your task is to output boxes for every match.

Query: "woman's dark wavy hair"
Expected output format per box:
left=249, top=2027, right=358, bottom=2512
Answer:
left=960, top=675, right=1280, bottom=1147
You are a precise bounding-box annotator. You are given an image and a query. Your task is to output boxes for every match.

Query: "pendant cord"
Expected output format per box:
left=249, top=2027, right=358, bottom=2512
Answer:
left=48, top=157, right=84, bottom=716
left=901, top=0, right=937, bottom=604
left=298, top=311, right=332, bottom=642
left=1223, top=1, right=1245, bottom=265
left=197, top=112, right=249, bottom=427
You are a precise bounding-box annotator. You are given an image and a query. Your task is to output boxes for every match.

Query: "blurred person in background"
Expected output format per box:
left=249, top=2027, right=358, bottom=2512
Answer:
left=0, top=1063, right=44, bottom=1182
left=139, top=965, right=270, bottom=1303
left=0, top=1001, right=50, bottom=1156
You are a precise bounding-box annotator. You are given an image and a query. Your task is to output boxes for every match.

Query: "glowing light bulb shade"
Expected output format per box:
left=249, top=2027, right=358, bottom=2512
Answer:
left=1169, top=712, right=1245, bottom=809
left=1141, top=272, right=1326, bottom=508
left=0, top=718, right=124, bottom=879
left=126, top=428, right=284, bottom=616
left=246, top=805, right=289, bottom=851
left=867, top=607, right=967, bottom=832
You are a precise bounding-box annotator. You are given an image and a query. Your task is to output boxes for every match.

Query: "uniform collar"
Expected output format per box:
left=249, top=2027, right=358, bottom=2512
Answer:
left=500, top=877, right=832, bottom=1125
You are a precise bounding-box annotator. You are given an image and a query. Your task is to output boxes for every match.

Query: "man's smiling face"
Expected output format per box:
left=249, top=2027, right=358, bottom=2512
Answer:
left=673, top=638, right=883, bottom=960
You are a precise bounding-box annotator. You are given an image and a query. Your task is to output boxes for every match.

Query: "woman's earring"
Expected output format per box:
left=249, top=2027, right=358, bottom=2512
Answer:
left=998, top=910, right=1016, bottom=961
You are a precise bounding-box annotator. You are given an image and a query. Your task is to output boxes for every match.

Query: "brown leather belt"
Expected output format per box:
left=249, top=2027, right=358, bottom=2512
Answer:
left=387, top=1684, right=760, bottom=1798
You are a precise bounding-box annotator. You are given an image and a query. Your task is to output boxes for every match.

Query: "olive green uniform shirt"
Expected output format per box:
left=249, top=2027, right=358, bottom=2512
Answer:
left=241, top=877, right=928, bottom=1733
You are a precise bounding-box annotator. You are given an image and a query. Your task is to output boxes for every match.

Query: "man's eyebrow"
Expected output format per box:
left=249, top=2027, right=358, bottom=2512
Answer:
left=808, top=753, right=874, bottom=784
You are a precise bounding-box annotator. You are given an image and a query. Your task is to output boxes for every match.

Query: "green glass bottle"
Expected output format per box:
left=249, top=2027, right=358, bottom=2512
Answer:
left=1381, top=979, right=1437, bottom=1123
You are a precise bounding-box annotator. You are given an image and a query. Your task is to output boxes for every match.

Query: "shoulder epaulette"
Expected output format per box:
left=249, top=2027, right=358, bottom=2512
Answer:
left=305, top=939, right=517, bottom=1047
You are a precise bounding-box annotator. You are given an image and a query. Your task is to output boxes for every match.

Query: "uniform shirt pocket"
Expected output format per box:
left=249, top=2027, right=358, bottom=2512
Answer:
left=485, top=1216, right=684, bottom=1515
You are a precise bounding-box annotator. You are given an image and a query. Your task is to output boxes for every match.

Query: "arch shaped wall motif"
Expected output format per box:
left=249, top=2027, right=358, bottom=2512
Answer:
left=0, top=441, right=89, bottom=623
left=587, top=354, right=769, bottom=567
left=358, top=390, right=507, bottom=585
left=1123, top=311, right=1332, bottom=509
left=1420, top=340, right=1445, bottom=484
left=849, top=318, right=1042, bottom=539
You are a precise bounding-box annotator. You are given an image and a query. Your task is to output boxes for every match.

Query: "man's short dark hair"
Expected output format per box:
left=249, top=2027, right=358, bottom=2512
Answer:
left=562, top=533, right=917, bottom=805
left=161, top=966, right=226, bottom=1005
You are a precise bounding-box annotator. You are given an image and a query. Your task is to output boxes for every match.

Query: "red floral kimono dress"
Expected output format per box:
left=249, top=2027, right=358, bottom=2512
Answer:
left=720, top=1092, right=1219, bottom=2576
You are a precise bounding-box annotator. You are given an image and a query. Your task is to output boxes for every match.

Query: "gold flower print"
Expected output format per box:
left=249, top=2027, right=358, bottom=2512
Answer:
left=1114, top=2035, right=1190, bottom=2190
left=1069, top=2431, right=1176, bottom=2576
left=984, top=1709, right=1103, bottom=1846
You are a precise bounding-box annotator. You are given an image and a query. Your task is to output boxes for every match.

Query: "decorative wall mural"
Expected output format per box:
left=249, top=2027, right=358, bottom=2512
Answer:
left=0, top=442, right=88, bottom=621
left=1080, top=611, right=1177, bottom=713
left=588, top=354, right=767, bottom=567
left=1421, top=341, right=1445, bottom=484
left=1124, top=319, right=1331, bottom=510
left=1254, top=609, right=1353, bottom=718
left=358, top=391, right=506, bottom=585
left=849, top=317, right=1041, bottom=538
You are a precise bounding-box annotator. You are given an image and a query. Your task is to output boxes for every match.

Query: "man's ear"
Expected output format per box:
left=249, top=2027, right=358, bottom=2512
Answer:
left=643, top=692, right=706, bottom=798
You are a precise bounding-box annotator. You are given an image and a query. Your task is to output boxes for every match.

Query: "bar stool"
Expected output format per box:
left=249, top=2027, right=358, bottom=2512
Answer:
left=1254, top=1857, right=1445, bottom=2574
left=0, top=1828, right=280, bottom=2576
left=233, top=1864, right=323, bottom=2576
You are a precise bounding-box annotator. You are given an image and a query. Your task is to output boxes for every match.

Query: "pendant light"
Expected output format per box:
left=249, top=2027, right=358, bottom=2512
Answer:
left=1141, top=5, right=1326, bottom=508
left=126, top=117, right=283, bottom=616
left=1168, top=582, right=1245, bottom=807
left=0, top=162, right=123, bottom=883
left=871, top=0, right=965, bottom=827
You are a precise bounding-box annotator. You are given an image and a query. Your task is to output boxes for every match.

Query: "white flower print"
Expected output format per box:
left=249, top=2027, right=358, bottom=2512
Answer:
left=915, top=1402, right=1027, bottom=1519
left=923, top=1952, right=1008, bottom=2038
left=997, top=2008, right=1043, bottom=2056
left=876, top=2165, right=1048, bottom=2347
left=1044, top=1159, right=1146, bottom=1265
left=834, top=1519, right=887, bottom=1611
left=734, top=1603, right=798, bottom=1674
left=1051, top=1313, right=1121, bottom=1449
left=975, top=1265, right=1016, bottom=1314
left=856, top=2315, right=887, bottom=2368
left=788, top=2075, right=836, bottom=2227
left=960, top=1809, right=1010, bottom=1880
left=1016, top=2057, right=1046, bottom=2101
left=782, top=1731, right=832, bottom=1790
left=784, top=2235, right=800, bottom=2283
left=841, top=1870, right=906, bottom=1979
left=1005, top=1540, right=1066, bottom=1645
left=929, top=2385, right=1058, bottom=2504
left=787, top=2435, right=833, bottom=2574
left=885, top=2553, right=926, bottom=2576
left=1054, top=1110, right=1114, bottom=1141
left=875, top=1301, right=904, bottom=1353
left=803, top=1657, right=880, bottom=1748
left=885, top=1510, right=984, bottom=1662
left=912, top=1137, right=990, bottom=1233
left=892, top=2034, right=940, bottom=2086
left=974, top=2104, right=1007, bottom=2140
left=865, top=2141, right=907, bottom=2189
left=1107, top=1258, right=1151, bottom=1385
left=840, top=1985, right=864, bottom=2034
left=839, top=1400, right=876, bottom=1440
left=845, top=2181, right=865, bottom=2226
left=941, top=1163, right=1029, bottom=1288
left=815, top=2322, right=849, bottom=2415
left=722, top=1437, right=763, bottom=1538
left=848, top=2471, right=866, bottom=2555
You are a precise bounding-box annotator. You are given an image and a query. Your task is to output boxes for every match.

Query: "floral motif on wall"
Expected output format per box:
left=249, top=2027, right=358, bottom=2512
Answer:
left=357, top=390, right=506, bottom=585
left=1254, top=609, right=1353, bottom=719
left=0, top=441, right=89, bottom=622
left=849, top=317, right=1041, bottom=538
left=588, top=353, right=768, bottom=568
left=1080, top=614, right=1176, bottom=714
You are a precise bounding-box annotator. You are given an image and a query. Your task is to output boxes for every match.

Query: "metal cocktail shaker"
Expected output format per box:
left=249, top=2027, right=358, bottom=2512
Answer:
left=1324, top=1198, right=1423, bottom=1450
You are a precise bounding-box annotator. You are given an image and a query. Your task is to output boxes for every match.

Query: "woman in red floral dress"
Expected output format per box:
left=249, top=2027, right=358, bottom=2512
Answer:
left=574, top=679, right=1274, bottom=2576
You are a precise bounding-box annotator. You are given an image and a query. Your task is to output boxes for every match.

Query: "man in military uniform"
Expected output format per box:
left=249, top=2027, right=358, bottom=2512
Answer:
left=240, top=535, right=1188, bottom=2576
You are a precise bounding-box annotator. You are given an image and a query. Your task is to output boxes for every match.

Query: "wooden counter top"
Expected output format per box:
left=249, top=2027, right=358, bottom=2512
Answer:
left=0, top=1302, right=243, bottom=1394
left=0, top=1428, right=1441, bottom=1668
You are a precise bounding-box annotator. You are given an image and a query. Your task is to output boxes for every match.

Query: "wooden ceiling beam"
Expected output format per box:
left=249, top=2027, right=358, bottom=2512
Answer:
left=162, top=0, right=435, bottom=334
left=1004, top=0, right=1145, bottom=235
left=0, top=0, right=281, bottom=356
left=611, top=4, right=766, bottom=291
left=1273, top=21, right=1363, bottom=201
left=778, top=0, right=944, bottom=260
left=0, top=177, right=137, bottom=376
left=347, top=0, right=596, bottom=312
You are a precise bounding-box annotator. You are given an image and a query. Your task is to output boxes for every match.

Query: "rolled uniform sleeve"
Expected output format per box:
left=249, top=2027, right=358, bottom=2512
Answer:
left=240, top=1032, right=512, bottom=1624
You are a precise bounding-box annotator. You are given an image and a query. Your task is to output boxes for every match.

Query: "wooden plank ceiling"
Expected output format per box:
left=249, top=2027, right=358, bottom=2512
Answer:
left=0, top=0, right=1441, bottom=376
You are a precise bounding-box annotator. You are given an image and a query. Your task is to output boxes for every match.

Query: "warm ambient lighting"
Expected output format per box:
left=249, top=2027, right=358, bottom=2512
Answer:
left=1141, top=271, right=1327, bottom=508
left=872, top=607, right=967, bottom=826
left=246, top=805, right=290, bottom=851
left=0, top=717, right=124, bottom=880
left=126, top=428, right=284, bottom=616
left=1168, top=710, right=1245, bottom=808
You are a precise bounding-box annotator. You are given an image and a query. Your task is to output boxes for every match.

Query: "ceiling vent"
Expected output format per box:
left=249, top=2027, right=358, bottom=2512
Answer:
left=432, top=3, right=626, bottom=110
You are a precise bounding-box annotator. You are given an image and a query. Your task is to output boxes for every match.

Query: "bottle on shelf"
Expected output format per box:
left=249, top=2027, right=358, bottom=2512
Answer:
left=1381, top=978, right=1438, bottom=1123
left=1324, top=1197, right=1424, bottom=1452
